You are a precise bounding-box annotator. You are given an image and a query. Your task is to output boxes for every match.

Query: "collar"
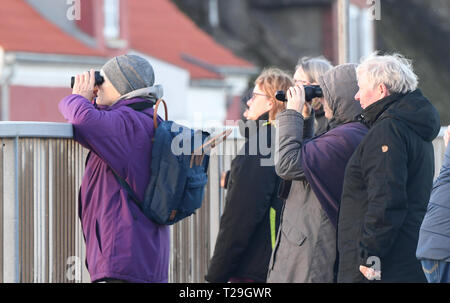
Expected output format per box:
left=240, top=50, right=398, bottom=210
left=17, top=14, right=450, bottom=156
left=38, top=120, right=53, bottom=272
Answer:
left=256, top=111, right=270, bottom=123
left=257, top=112, right=276, bottom=128
left=240, top=111, right=272, bottom=138
left=360, top=92, right=406, bottom=128
left=94, top=97, right=153, bottom=111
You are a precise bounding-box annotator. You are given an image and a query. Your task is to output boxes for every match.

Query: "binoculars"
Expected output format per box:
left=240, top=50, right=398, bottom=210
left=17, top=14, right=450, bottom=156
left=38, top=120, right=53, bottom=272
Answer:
left=275, top=85, right=323, bottom=103
left=70, top=71, right=105, bottom=88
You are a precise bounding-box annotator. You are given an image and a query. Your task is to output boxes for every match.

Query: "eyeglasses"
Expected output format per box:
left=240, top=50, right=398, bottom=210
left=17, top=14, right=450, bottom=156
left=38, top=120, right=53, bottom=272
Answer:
left=250, top=92, right=269, bottom=100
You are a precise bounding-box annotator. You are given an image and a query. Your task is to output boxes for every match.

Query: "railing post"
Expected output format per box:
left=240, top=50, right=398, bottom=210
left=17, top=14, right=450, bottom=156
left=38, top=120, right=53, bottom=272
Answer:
left=3, top=137, right=19, bottom=282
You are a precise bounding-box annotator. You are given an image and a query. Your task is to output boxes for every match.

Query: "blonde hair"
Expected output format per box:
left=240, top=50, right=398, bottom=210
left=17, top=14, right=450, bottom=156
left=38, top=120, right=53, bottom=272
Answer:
left=356, top=52, right=419, bottom=94
left=254, top=68, right=294, bottom=122
left=296, top=56, right=333, bottom=83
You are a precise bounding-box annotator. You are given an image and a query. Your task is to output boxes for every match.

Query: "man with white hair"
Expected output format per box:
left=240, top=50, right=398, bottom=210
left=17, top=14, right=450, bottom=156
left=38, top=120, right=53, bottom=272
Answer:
left=337, top=53, right=441, bottom=283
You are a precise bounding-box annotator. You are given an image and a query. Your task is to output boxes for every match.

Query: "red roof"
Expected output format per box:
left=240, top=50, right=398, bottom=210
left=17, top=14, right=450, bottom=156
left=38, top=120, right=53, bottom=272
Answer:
left=128, top=0, right=254, bottom=79
left=0, top=0, right=253, bottom=80
left=0, top=0, right=103, bottom=56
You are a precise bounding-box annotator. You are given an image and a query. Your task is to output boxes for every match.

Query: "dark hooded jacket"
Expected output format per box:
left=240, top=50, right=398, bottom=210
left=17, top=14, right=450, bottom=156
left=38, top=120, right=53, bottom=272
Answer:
left=337, top=89, right=441, bottom=283
left=267, top=64, right=367, bottom=283
left=205, top=112, right=283, bottom=283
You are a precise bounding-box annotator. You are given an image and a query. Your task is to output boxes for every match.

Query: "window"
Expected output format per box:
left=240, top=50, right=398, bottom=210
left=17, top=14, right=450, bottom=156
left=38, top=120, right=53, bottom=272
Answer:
left=104, top=0, right=120, bottom=40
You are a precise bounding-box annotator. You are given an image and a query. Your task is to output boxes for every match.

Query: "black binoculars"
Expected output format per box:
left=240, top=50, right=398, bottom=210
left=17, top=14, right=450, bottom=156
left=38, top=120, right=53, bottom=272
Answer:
left=275, top=85, right=323, bottom=103
left=70, top=71, right=105, bottom=88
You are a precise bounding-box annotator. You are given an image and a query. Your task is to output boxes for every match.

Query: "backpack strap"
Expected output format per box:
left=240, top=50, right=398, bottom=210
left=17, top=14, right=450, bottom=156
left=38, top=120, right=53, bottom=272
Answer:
left=193, top=129, right=233, bottom=154
left=126, top=100, right=167, bottom=142
left=111, top=169, right=143, bottom=212
left=115, top=100, right=167, bottom=215
left=125, top=100, right=167, bottom=129
left=153, top=99, right=168, bottom=129
left=189, top=129, right=233, bottom=168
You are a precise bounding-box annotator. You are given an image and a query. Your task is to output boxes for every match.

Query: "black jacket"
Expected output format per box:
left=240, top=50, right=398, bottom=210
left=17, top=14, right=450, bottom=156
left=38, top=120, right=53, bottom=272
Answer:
left=337, top=89, right=441, bottom=283
left=205, top=113, right=283, bottom=283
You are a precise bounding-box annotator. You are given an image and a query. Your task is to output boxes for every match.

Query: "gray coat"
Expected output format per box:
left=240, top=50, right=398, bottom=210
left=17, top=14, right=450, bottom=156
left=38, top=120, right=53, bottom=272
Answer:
left=267, top=64, right=363, bottom=283
left=267, top=111, right=337, bottom=283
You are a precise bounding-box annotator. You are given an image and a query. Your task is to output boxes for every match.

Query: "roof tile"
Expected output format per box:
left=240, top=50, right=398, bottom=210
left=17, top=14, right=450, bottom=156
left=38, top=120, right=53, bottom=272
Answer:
left=0, top=0, right=253, bottom=80
left=0, top=0, right=103, bottom=56
left=128, top=0, right=253, bottom=79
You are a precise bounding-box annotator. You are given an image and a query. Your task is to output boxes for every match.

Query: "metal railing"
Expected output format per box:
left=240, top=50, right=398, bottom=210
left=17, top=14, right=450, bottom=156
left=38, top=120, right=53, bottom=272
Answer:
left=0, top=122, right=245, bottom=283
left=0, top=122, right=446, bottom=283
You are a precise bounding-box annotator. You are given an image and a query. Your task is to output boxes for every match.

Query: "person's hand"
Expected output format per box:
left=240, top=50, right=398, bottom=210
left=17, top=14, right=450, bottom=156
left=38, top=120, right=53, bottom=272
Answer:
left=286, top=85, right=306, bottom=114
left=311, top=98, right=322, bottom=111
left=220, top=171, right=229, bottom=189
left=359, top=265, right=381, bottom=281
left=444, top=125, right=450, bottom=148
left=302, top=102, right=312, bottom=119
left=72, top=69, right=96, bottom=101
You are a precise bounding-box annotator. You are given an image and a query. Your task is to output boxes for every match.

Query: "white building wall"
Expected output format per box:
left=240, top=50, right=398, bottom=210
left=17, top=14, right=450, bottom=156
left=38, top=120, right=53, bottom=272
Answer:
left=4, top=51, right=191, bottom=122
left=185, top=86, right=227, bottom=129
left=129, top=51, right=190, bottom=122
left=223, top=74, right=251, bottom=96
left=3, top=51, right=252, bottom=126
left=9, top=62, right=102, bottom=88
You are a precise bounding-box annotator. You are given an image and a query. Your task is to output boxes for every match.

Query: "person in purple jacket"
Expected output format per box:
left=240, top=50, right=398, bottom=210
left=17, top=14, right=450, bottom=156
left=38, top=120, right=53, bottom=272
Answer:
left=267, top=64, right=368, bottom=283
left=59, top=55, right=170, bottom=283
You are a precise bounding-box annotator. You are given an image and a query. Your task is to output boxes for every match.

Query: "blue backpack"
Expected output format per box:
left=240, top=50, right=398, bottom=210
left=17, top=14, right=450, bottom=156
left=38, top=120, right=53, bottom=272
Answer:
left=113, top=99, right=229, bottom=225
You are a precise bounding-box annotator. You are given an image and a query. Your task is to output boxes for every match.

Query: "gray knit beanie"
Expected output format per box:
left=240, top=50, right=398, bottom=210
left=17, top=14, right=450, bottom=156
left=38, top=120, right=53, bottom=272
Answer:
left=102, top=55, right=155, bottom=95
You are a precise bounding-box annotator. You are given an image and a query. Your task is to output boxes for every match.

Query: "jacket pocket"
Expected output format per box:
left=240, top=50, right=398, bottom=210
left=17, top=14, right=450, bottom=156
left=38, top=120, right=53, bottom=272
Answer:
left=180, top=173, right=208, bottom=213
left=95, top=220, right=103, bottom=255
left=282, top=223, right=307, bottom=246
